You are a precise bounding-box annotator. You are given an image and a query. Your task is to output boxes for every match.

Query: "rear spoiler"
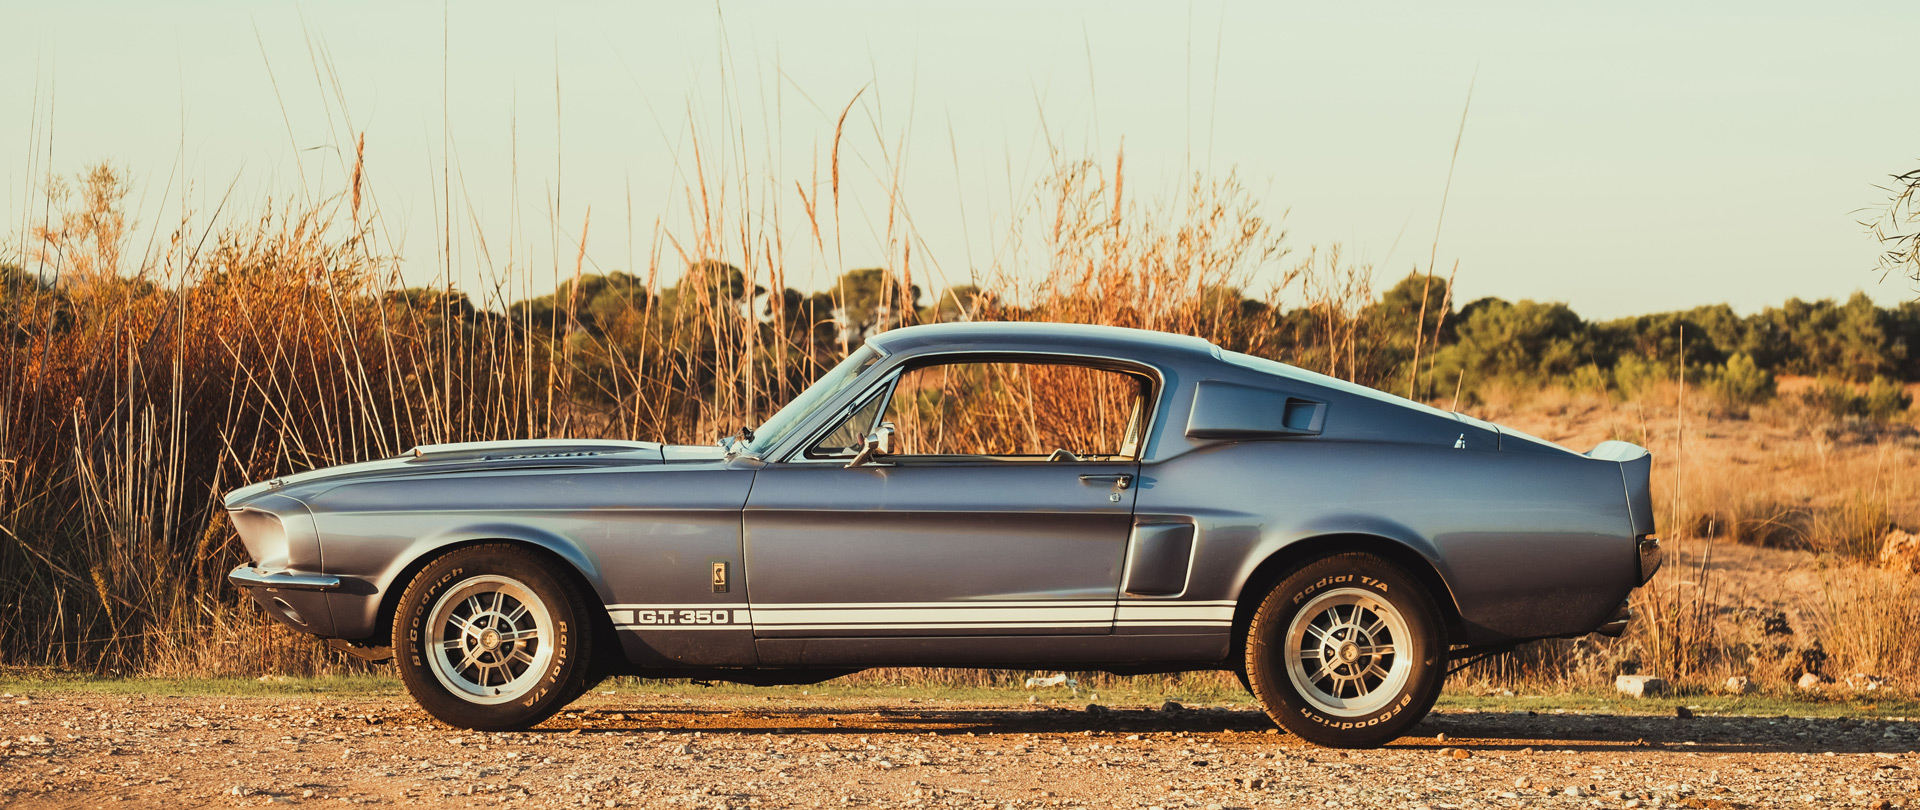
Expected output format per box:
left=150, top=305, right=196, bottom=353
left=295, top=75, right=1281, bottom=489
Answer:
left=1589, top=440, right=1655, bottom=537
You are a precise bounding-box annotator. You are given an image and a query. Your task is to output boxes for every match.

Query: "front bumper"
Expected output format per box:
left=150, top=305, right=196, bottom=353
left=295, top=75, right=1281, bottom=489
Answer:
left=228, top=565, right=342, bottom=592
left=229, top=565, right=340, bottom=635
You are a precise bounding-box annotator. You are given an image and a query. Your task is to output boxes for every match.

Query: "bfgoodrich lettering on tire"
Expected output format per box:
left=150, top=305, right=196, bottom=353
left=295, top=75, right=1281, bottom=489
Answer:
left=1245, top=552, right=1446, bottom=748
left=393, top=544, right=595, bottom=731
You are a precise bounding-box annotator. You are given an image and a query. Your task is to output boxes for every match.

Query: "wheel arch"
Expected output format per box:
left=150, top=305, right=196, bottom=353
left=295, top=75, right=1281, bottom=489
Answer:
left=1228, top=532, right=1464, bottom=665
left=367, top=532, right=611, bottom=652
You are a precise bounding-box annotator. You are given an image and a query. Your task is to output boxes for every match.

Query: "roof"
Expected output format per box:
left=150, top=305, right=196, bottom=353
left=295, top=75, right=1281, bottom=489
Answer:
left=866, top=321, right=1220, bottom=360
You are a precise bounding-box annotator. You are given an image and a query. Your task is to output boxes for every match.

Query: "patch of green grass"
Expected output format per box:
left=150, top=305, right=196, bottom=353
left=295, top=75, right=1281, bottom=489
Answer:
left=4, top=671, right=1913, bottom=721
left=0, top=672, right=402, bottom=697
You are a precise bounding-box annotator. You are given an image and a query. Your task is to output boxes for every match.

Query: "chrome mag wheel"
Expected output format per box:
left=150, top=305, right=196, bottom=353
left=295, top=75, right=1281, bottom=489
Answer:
left=425, top=575, right=554, bottom=705
left=1283, top=587, right=1414, bottom=717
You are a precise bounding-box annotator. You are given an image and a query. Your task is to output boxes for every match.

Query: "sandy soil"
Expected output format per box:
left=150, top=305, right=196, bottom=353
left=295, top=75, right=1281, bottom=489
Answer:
left=1, top=691, right=1917, bottom=810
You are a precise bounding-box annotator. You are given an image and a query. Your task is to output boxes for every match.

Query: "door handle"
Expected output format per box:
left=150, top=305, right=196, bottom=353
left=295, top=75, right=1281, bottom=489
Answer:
left=1078, top=473, right=1133, bottom=490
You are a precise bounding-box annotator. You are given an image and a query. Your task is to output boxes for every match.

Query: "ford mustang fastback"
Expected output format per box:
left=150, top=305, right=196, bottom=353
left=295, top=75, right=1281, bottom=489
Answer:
left=226, top=321, right=1660, bottom=747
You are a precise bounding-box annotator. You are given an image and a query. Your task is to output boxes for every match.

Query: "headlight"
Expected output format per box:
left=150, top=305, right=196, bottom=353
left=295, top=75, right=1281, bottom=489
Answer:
left=230, top=508, right=290, bottom=569
left=227, top=494, right=320, bottom=572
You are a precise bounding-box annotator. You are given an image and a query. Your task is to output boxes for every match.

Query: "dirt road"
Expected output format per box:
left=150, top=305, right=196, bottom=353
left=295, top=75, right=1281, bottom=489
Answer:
left=1, top=690, right=1916, bottom=809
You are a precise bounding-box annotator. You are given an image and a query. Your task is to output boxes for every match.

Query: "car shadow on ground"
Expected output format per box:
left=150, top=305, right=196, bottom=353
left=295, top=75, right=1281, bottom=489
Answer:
left=542, top=704, right=1267, bottom=737
left=1412, top=711, right=1917, bottom=756
left=535, top=705, right=1917, bottom=755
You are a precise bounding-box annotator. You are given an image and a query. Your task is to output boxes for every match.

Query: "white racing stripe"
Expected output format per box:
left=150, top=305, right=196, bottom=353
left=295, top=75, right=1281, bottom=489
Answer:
left=1114, top=603, right=1235, bottom=622
left=753, top=606, right=1115, bottom=625
left=606, top=604, right=747, bottom=611
left=607, top=599, right=1237, bottom=631
left=752, top=600, right=1118, bottom=610
left=1114, top=620, right=1235, bottom=627
left=608, top=607, right=749, bottom=628
left=760, top=622, right=1113, bottom=632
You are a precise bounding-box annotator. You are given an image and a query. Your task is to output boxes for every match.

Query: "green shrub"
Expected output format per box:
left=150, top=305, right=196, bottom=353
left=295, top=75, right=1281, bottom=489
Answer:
left=1611, top=353, right=1665, bottom=400
left=1800, top=375, right=1914, bottom=421
left=1863, top=376, right=1914, bottom=421
left=1703, top=353, right=1774, bottom=416
left=1800, top=377, right=1856, bottom=418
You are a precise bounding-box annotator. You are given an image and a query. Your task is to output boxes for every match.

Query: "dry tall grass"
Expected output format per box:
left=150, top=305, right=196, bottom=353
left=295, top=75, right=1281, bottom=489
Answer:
left=2, top=136, right=1914, bottom=699
left=4, top=176, right=542, bottom=675
left=0, top=140, right=1371, bottom=678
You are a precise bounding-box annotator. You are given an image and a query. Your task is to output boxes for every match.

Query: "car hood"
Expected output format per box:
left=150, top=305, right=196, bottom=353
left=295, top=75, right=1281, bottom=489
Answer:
left=222, top=438, right=727, bottom=510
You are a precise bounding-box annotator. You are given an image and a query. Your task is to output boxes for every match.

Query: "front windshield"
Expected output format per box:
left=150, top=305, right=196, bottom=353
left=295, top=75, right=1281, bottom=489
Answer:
left=744, top=345, right=883, bottom=456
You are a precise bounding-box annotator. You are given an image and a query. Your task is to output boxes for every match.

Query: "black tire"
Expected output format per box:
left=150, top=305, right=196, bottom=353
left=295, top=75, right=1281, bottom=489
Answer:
left=392, top=544, right=596, bottom=731
left=1244, top=552, right=1446, bottom=748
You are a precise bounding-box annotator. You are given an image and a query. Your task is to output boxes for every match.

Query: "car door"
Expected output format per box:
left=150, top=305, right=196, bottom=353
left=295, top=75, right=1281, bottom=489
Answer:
left=742, top=357, right=1152, bottom=638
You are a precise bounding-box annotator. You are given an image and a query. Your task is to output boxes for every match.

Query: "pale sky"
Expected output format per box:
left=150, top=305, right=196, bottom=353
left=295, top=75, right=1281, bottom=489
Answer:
left=5, top=1, right=1918, bottom=320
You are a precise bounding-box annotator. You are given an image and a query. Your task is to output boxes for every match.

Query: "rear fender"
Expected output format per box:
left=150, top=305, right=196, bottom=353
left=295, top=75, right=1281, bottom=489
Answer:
left=1230, top=519, right=1465, bottom=650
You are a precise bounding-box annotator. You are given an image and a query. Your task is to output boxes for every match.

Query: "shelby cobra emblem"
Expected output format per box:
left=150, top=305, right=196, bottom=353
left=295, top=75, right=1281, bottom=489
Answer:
left=226, top=322, right=1660, bottom=748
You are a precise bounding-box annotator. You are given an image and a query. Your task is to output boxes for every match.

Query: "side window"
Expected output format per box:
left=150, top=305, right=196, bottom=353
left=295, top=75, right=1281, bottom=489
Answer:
left=879, top=361, right=1147, bottom=461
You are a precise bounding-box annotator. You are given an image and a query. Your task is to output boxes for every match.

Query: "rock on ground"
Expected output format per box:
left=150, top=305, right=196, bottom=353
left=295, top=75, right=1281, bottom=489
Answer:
left=1616, top=674, right=1670, bottom=698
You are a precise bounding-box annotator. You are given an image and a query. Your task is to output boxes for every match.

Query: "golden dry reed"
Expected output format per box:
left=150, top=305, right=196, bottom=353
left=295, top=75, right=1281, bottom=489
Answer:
left=2, top=139, right=1913, bottom=698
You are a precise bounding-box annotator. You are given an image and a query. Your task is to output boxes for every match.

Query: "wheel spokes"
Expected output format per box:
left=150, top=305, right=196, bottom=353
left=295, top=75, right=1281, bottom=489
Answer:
left=1360, top=661, right=1390, bottom=685
left=455, top=644, right=487, bottom=673
left=426, top=576, right=555, bottom=704
left=1309, top=658, right=1340, bottom=683
left=1283, top=587, right=1417, bottom=717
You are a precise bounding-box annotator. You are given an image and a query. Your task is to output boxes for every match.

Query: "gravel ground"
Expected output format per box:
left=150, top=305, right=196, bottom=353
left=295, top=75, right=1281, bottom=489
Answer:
left=1, top=690, right=1917, bottom=810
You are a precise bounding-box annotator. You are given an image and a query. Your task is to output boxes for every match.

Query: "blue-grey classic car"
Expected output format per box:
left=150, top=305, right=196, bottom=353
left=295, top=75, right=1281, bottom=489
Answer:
left=226, top=321, right=1660, bottom=747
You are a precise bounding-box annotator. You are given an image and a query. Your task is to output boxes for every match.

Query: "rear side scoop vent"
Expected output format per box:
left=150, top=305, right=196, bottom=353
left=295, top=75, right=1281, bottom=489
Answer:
left=1185, top=380, right=1327, bottom=439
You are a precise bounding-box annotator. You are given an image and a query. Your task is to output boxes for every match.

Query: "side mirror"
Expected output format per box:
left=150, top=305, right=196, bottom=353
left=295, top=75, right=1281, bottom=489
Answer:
left=844, top=422, right=896, bottom=468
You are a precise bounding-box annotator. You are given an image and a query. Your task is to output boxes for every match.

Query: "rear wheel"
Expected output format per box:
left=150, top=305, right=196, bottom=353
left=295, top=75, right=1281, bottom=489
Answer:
left=393, top=544, right=595, bottom=731
left=1244, top=553, right=1446, bottom=748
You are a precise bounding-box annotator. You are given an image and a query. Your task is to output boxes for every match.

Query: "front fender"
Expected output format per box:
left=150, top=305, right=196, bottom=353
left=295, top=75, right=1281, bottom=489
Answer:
left=323, top=520, right=609, bottom=641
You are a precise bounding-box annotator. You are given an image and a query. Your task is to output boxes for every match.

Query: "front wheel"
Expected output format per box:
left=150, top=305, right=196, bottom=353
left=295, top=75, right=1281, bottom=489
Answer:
left=393, top=544, right=595, bottom=731
left=1244, top=553, right=1447, bottom=748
